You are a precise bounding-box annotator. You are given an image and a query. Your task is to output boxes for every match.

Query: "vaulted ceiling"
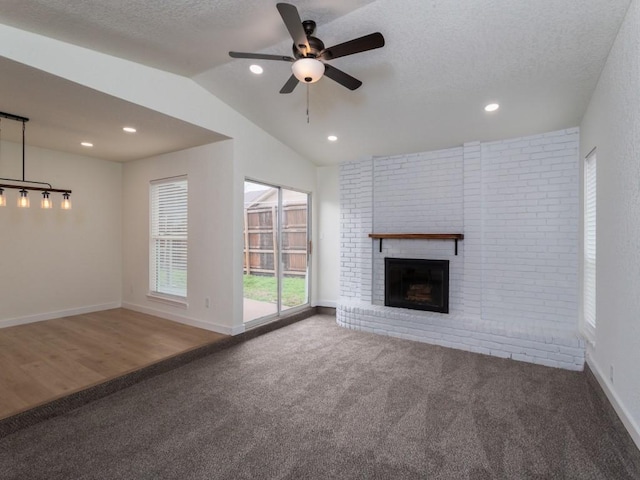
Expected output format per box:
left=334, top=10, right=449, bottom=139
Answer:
left=0, top=0, right=632, bottom=165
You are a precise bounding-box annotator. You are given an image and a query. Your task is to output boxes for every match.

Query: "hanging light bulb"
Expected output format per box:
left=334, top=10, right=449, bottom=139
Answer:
left=17, top=189, right=29, bottom=208
left=41, top=191, right=53, bottom=209
left=61, top=192, right=72, bottom=210
left=0, top=188, right=5, bottom=207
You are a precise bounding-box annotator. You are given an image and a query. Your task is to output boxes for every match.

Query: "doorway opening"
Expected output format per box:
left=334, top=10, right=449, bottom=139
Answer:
left=243, top=180, right=310, bottom=325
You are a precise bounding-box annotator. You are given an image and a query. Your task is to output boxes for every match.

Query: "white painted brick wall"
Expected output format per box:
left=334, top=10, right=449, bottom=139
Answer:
left=462, top=142, right=483, bottom=318
left=374, top=148, right=464, bottom=232
left=340, top=159, right=373, bottom=302
left=372, top=148, right=464, bottom=309
left=481, top=129, right=579, bottom=329
left=336, top=301, right=584, bottom=370
left=339, top=161, right=362, bottom=299
left=358, top=160, right=373, bottom=302
left=337, top=128, right=583, bottom=370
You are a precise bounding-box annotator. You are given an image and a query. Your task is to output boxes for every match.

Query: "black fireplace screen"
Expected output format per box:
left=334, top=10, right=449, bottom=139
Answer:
left=384, top=258, right=449, bottom=313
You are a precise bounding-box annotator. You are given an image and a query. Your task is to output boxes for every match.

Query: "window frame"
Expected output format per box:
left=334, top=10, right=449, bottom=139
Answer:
left=243, top=179, right=311, bottom=326
left=582, top=149, right=596, bottom=340
left=149, top=175, right=188, bottom=306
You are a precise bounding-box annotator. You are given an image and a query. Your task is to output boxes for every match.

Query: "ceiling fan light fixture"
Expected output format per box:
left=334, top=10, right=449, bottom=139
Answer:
left=292, top=58, right=325, bottom=83
left=229, top=4, right=385, bottom=93
left=249, top=64, right=263, bottom=75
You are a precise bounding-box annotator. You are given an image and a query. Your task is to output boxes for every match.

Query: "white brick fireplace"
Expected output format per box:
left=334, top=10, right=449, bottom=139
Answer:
left=338, top=128, right=585, bottom=370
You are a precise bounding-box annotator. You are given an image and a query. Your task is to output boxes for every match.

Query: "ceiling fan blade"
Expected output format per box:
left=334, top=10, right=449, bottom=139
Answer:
left=320, top=32, right=385, bottom=61
left=323, top=64, right=362, bottom=90
left=229, top=51, right=294, bottom=62
left=279, top=74, right=299, bottom=94
left=276, top=3, right=310, bottom=55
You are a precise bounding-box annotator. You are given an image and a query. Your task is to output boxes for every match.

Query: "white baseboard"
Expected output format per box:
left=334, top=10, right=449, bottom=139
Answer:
left=121, top=302, right=243, bottom=336
left=0, top=302, right=122, bottom=329
left=587, top=356, right=640, bottom=450
left=314, top=300, right=337, bottom=308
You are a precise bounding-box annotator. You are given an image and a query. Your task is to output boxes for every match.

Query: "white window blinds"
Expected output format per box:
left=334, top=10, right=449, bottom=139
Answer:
left=584, top=151, right=596, bottom=328
left=150, top=177, right=188, bottom=299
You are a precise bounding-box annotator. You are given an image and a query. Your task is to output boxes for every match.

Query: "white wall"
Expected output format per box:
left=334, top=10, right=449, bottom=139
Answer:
left=579, top=0, right=640, bottom=448
left=0, top=141, right=122, bottom=326
left=316, top=166, right=340, bottom=307
left=121, top=141, right=238, bottom=334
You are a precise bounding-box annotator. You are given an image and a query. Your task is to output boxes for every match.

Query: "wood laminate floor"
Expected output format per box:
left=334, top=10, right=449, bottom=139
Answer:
left=0, top=308, right=226, bottom=420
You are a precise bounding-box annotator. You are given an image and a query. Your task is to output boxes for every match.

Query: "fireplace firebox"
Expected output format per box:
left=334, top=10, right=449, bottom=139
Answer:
left=385, top=258, right=449, bottom=313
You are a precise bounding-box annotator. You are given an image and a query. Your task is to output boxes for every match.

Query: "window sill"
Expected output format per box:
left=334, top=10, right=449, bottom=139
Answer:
left=147, top=293, right=188, bottom=308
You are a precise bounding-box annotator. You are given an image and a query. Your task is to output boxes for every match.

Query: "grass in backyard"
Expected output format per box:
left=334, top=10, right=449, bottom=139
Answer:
left=243, top=274, right=306, bottom=307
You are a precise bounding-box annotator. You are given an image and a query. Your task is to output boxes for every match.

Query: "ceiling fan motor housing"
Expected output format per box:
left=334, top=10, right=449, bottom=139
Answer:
left=292, top=20, right=325, bottom=59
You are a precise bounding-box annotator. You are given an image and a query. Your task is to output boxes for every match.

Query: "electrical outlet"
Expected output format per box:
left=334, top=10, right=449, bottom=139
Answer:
left=205, top=297, right=210, bottom=308
left=610, top=365, right=614, bottom=384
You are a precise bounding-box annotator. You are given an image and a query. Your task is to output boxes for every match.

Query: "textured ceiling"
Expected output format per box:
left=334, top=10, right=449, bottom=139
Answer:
left=0, top=0, right=633, bottom=165
left=0, top=0, right=375, bottom=76
left=197, top=0, right=632, bottom=164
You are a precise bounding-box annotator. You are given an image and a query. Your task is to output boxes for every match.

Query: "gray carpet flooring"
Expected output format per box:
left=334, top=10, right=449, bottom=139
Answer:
left=1, top=314, right=639, bottom=479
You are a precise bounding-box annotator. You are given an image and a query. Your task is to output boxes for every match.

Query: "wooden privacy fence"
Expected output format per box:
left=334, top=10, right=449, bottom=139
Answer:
left=243, top=202, right=307, bottom=277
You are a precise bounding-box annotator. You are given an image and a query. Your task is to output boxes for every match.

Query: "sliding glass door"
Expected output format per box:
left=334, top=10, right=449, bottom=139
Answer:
left=243, top=180, right=309, bottom=324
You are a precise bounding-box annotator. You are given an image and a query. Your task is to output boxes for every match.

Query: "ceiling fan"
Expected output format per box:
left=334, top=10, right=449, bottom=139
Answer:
left=229, top=3, right=385, bottom=94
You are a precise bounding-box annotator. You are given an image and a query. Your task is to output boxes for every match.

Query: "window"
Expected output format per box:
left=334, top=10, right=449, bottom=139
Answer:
left=583, top=150, right=596, bottom=330
left=150, top=176, right=188, bottom=301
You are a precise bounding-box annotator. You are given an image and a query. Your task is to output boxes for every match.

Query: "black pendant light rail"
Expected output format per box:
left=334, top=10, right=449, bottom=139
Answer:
left=0, top=110, right=72, bottom=198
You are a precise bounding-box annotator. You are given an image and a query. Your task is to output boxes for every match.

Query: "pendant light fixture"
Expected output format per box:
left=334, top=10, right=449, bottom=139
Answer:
left=17, top=189, right=29, bottom=208
left=61, top=192, right=72, bottom=210
left=41, top=191, right=53, bottom=209
left=0, top=110, right=72, bottom=209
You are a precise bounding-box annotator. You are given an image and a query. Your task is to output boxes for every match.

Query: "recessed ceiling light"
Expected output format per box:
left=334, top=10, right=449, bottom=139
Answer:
left=484, top=103, right=500, bottom=112
left=327, top=135, right=338, bottom=142
left=81, top=142, right=93, bottom=147
left=250, top=65, right=263, bottom=75
left=123, top=126, right=137, bottom=133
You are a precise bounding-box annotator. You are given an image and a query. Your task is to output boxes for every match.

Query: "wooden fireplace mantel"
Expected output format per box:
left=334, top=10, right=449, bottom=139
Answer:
left=368, top=233, right=464, bottom=254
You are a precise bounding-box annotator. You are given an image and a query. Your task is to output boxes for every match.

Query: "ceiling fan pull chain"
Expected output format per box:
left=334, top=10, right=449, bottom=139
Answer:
left=306, top=83, right=310, bottom=124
